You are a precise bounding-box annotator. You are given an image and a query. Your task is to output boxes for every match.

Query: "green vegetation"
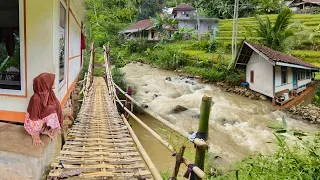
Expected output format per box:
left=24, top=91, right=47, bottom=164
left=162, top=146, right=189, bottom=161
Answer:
left=255, top=9, right=295, bottom=52
left=314, top=86, right=320, bottom=106
left=212, top=119, right=320, bottom=180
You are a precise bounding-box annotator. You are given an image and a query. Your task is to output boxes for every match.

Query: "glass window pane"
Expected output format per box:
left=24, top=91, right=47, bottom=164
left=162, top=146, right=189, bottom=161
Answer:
left=0, top=0, right=21, bottom=90
left=59, top=3, right=66, bottom=83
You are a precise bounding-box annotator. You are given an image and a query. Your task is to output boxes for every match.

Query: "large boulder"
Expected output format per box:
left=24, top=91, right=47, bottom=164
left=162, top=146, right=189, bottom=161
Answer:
left=171, top=105, right=188, bottom=114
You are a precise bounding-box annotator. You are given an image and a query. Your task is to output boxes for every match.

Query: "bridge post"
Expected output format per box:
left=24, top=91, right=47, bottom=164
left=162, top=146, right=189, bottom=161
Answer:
left=194, top=95, right=212, bottom=180
left=125, top=84, right=133, bottom=119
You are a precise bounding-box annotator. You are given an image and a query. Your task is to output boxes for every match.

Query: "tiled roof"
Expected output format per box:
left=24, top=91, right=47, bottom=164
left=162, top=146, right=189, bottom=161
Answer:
left=128, top=19, right=153, bottom=30
left=304, top=0, right=320, bottom=3
left=246, top=41, right=317, bottom=68
left=173, top=3, right=196, bottom=11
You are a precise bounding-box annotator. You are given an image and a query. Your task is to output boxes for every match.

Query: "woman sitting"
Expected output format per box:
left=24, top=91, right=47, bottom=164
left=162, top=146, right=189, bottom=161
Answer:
left=24, top=73, right=63, bottom=145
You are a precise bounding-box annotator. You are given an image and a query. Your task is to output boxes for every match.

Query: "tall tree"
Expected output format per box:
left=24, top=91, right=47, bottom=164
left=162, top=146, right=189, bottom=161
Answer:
left=85, top=0, right=137, bottom=46
left=137, top=0, right=164, bottom=20
left=255, top=8, right=295, bottom=52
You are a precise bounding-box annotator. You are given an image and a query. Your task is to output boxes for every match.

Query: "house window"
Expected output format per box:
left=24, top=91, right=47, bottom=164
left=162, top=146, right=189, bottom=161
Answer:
left=306, top=70, right=310, bottom=79
left=281, top=67, right=288, bottom=84
left=250, top=70, right=254, bottom=83
left=186, top=14, right=189, bottom=17
left=0, top=0, right=22, bottom=91
left=59, top=2, right=67, bottom=84
left=297, top=70, right=306, bottom=81
left=195, top=25, right=198, bottom=30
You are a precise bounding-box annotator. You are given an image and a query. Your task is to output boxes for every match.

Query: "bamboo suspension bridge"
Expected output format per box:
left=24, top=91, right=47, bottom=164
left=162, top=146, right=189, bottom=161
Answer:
left=47, top=44, right=211, bottom=180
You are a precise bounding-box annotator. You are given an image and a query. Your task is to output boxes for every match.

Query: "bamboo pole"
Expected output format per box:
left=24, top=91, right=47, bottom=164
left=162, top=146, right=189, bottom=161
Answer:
left=114, top=96, right=205, bottom=179
left=125, top=84, right=133, bottom=119
left=120, top=114, right=162, bottom=180
left=195, top=95, right=212, bottom=180
left=112, top=82, right=189, bottom=138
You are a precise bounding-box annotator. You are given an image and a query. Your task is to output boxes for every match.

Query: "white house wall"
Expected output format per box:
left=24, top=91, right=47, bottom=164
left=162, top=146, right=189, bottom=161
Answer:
left=298, top=78, right=311, bottom=87
left=0, top=0, right=84, bottom=122
left=275, top=66, right=293, bottom=92
left=0, top=0, right=55, bottom=114
left=178, top=21, right=196, bottom=30
left=67, top=9, right=82, bottom=91
left=246, top=52, right=274, bottom=98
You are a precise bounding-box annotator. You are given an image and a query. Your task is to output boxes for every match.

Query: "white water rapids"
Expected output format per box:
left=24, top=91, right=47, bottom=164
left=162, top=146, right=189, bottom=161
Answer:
left=121, top=63, right=319, bottom=168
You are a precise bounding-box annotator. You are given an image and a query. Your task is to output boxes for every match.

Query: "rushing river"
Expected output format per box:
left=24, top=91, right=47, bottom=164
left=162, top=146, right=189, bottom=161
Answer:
left=121, top=63, right=319, bottom=172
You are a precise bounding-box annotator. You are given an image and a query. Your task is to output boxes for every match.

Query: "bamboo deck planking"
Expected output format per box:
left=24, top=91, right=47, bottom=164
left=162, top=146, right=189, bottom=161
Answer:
left=48, top=77, right=153, bottom=179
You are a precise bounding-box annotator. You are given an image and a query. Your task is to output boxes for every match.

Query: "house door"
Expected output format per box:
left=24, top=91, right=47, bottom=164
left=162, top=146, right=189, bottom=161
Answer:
left=292, top=68, right=297, bottom=89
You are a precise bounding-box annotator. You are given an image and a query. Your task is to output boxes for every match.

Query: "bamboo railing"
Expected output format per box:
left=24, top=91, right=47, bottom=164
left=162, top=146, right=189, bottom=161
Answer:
left=103, top=42, right=207, bottom=179
left=84, top=43, right=95, bottom=100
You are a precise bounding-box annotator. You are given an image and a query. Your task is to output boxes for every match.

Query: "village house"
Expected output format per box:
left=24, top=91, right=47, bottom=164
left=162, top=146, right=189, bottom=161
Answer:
left=122, top=3, right=219, bottom=40
left=122, top=19, right=162, bottom=41
left=172, top=3, right=219, bottom=35
left=286, top=0, right=320, bottom=12
left=234, top=41, right=319, bottom=104
left=0, top=0, right=85, bottom=179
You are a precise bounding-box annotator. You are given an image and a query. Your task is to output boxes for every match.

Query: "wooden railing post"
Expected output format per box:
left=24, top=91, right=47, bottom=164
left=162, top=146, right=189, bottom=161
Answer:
left=170, top=146, right=186, bottom=180
left=125, top=84, right=133, bottom=119
left=85, top=42, right=95, bottom=98
left=194, top=95, right=212, bottom=180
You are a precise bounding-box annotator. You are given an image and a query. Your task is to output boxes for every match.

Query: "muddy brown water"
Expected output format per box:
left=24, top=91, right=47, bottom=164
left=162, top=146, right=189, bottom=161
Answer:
left=121, top=63, right=319, bottom=173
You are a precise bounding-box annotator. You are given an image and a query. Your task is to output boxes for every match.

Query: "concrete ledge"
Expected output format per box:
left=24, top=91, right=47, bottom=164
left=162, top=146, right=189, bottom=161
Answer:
left=0, top=122, right=61, bottom=180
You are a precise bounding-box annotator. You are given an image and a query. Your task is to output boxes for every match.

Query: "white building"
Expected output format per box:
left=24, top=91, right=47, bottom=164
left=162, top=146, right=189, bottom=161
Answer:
left=0, top=0, right=86, bottom=123
left=172, top=3, right=219, bottom=35
left=234, top=41, right=319, bottom=101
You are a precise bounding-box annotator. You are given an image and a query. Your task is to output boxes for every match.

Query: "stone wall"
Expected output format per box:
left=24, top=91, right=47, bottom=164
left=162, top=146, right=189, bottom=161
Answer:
left=216, top=82, right=267, bottom=101
left=288, top=104, right=320, bottom=124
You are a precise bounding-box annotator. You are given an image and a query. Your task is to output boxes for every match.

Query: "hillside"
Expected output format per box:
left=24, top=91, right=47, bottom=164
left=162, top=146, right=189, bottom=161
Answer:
left=218, top=14, right=320, bottom=68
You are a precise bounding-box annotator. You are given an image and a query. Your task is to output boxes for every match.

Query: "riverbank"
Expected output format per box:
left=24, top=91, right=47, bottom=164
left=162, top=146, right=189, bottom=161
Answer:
left=120, top=63, right=319, bottom=174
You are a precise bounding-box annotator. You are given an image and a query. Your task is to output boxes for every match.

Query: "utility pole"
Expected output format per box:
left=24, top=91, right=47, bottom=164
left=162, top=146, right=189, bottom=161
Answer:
left=230, top=0, right=239, bottom=69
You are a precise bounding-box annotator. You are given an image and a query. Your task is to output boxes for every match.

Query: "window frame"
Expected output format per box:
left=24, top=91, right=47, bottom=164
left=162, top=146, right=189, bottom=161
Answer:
left=250, top=70, right=254, bottom=84
left=58, top=0, right=68, bottom=89
left=297, top=70, right=306, bottom=81
left=281, top=66, right=288, bottom=85
left=306, top=70, right=311, bottom=79
left=0, top=0, right=26, bottom=96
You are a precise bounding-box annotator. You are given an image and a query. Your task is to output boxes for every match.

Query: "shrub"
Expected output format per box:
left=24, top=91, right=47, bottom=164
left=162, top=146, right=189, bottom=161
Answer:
left=111, top=68, right=125, bottom=90
left=314, top=85, right=320, bottom=106
left=171, top=32, right=184, bottom=41
left=123, top=38, right=149, bottom=54
left=214, top=120, right=320, bottom=180
left=148, top=46, right=188, bottom=70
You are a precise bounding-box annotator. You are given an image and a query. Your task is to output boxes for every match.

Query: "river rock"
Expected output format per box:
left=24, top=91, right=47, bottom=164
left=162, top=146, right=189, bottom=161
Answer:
left=152, top=94, right=158, bottom=100
left=203, top=79, right=209, bottom=83
left=245, top=91, right=252, bottom=97
left=171, top=105, right=188, bottom=114
left=249, top=94, right=255, bottom=100
left=165, top=77, right=172, bottom=81
left=260, top=95, right=267, bottom=101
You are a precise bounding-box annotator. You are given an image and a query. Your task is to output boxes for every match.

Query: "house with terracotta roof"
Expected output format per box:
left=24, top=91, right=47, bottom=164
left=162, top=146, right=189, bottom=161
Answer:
left=287, top=0, right=320, bottom=12
left=235, top=41, right=319, bottom=104
left=122, top=19, right=159, bottom=40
